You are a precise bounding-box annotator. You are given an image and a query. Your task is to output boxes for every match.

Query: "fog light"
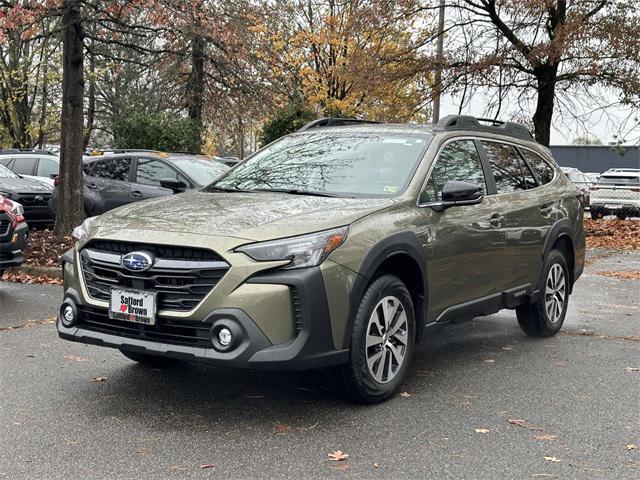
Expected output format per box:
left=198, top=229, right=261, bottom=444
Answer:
left=60, top=301, right=78, bottom=328
left=218, top=327, right=232, bottom=346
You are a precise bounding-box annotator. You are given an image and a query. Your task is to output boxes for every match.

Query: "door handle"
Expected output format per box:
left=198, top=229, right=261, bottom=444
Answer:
left=489, top=213, right=504, bottom=228
left=86, top=183, right=98, bottom=190
left=131, top=190, right=143, bottom=198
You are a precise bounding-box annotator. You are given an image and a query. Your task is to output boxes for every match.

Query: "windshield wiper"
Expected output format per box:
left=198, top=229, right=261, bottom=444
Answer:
left=205, top=185, right=248, bottom=193
left=248, top=188, right=345, bottom=198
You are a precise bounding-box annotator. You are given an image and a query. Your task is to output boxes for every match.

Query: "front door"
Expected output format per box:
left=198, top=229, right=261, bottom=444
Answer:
left=418, top=139, right=506, bottom=321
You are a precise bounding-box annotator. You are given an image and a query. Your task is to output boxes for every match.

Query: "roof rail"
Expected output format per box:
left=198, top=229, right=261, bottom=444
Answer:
left=435, top=115, right=534, bottom=141
left=297, top=117, right=382, bottom=132
left=0, top=148, right=57, bottom=155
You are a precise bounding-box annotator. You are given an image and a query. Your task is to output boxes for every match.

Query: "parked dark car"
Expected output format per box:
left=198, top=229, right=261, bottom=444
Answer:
left=0, top=194, right=28, bottom=277
left=0, top=163, right=54, bottom=227
left=51, top=152, right=229, bottom=216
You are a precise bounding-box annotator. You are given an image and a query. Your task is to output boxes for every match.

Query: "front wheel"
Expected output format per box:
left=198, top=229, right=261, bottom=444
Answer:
left=516, top=249, right=569, bottom=337
left=334, top=275, right=415, bottom=403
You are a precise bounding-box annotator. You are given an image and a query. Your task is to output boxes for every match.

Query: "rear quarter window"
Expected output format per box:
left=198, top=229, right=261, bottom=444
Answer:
left=520, top=149, right=555, bottom=185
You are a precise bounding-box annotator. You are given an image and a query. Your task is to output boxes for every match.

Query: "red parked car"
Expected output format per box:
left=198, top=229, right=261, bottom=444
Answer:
left=0, top=194, right=27, bottom=277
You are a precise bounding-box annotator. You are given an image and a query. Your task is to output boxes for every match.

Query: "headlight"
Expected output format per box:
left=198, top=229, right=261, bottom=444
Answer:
left=10, top=201, right=23, bottom=216
left=235, top=226, right=348, bottom=270
left=72, top=216, right=98, bottom=241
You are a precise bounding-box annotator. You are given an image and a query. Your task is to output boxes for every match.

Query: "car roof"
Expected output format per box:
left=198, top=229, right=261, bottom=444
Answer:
left=83, top=152, right=226, bottom=165
left=600, top=171, right=640, bottom=178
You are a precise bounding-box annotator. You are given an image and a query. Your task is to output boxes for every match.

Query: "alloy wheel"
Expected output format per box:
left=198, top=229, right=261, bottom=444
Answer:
left=545, top=264, right=566, bottom=324
left=365, top=295, right=409, bottom=383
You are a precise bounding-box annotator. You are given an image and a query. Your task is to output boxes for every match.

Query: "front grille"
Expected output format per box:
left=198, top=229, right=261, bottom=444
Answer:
left=80, top=240, right=229, bottom=312
left=0, top=213, right=10, bottom=237
left=15, top=192, right=51, bottom=206
left=78, top=306, right=212, bottom=347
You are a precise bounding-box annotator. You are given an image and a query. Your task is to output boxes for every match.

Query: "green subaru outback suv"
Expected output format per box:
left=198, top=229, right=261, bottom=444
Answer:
left=57, top=115, right=585, bottom=403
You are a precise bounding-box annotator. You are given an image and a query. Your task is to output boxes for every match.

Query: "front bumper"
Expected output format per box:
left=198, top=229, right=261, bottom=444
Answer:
left=0, top=221, right=27, bottom=269
left=57, top=266, right=349, bottom=371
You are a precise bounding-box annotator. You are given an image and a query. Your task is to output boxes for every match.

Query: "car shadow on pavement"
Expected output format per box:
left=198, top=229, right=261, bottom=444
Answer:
left=59, top=312, right=548, bottom=431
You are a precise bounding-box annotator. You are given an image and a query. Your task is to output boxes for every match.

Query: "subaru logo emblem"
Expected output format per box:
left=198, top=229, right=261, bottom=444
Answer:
left=121, top=252, right=154, bottom=272
left=35, top=195, right=43, bottom=202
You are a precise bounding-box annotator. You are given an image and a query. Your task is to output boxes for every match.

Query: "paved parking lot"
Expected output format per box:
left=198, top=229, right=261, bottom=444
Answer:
left=1, top=249, right=638, bottom=479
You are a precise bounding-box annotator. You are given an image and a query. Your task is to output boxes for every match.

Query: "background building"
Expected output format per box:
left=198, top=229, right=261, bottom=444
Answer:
left=550, top=145, right=640, bottom=173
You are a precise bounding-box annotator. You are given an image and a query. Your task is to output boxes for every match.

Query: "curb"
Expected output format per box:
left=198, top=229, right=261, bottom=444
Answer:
left=7, top=265, right=62, bottom=279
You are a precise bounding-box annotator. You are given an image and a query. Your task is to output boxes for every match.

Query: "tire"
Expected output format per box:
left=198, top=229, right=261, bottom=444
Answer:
left=334, top=275, right=416, bottom=403
left=120, top=349, right=182, bottom=368
left=516, top=249, right=569, bottom=337
left=615, top=213, right=627, bottom=220
left=590, top=211, right=600, bottom=220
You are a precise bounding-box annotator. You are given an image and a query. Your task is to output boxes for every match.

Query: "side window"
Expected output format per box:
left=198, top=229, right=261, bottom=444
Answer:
left=36, top=157, right=59, bottom=177
left=11, top=157, right=37, bottom=175
left=521, top=150, right=555, bottom=185
left=482, top=141, right=529, bottom=194
left=420, top=140, right=487, bottom=203
left=91, top=158, right=131, bottom=181
left=135, top=158, right=179, bottom=186
left=82, top=162, right=94, bottom=175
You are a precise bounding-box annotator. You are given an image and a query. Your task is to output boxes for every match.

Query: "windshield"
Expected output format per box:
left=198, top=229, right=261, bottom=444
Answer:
left=0, top=163, right=19, bottom=178
left=207, top=132, right=431, bottom=197
left=597, top=175, right=640, bottom=186
left=172, top=157, right=229, bottom=186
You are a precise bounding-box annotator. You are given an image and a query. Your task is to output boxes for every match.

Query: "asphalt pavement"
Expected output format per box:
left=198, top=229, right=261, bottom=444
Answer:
left=0, top=248, right=638, bottom=479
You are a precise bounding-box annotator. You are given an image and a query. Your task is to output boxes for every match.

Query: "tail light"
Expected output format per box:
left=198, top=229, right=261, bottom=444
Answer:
left=53, top=175, right=61, bottom=186
left=631, top=187, right=640, bottom=192
left=0, top=196, right=25, bottom=228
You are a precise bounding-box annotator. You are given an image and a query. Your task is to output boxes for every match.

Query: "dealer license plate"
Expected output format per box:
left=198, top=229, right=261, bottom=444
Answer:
left=109, top=288, right=157, bottom=325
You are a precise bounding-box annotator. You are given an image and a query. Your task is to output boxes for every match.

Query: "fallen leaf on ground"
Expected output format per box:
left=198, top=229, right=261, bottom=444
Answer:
left=625, top=367, right=639, bottom=372
left=584, top=219, right=640, bottom=250
left=91, top=376, right=108, bottom=383
left=533, top=434, right=558, bottom=441
left=373, top=463, right=379, bottom=468
left=399, top=392, right=412, bottom=397
left=543, top=456, right=561, bottom=463
left=484, top=359, right=496, bottom=363
left=595, top=270, right=640, bottom=281
left=501, top=346, right=514, bottom=350
left=328, top=450, right=349, bottom=461
left=474, top=428, right=490, bottom=434
left=507, top=418, right=543, bottom=431
left=626, top=444, right=638, bottom=450
left=64, top=355, right=86, bottom=363
left=199, top=464, right=215, bottom=469
left=274, top=423, right=292, bottom=434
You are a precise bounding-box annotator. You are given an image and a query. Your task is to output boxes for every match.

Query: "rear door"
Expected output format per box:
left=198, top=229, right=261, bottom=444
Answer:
left=479, top=141, right=557, bottom=292
left=419, top=138, right=506, bottom=318
left=34, top=156, right=59, bottom=183
left=86, top=157, right=133, bottom=213
left=130, top=157, right=184, bottom=202
left=9, top=156, right=37, bottom=176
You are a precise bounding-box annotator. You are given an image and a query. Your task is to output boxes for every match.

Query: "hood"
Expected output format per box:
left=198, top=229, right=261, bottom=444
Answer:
left=0, top=176, right=54, bottom=193
left=96, top=191, right=394, bottom=241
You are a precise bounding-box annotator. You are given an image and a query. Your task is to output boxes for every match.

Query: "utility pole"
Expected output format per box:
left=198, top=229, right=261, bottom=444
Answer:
left=432, top=0, right=445, bottom=123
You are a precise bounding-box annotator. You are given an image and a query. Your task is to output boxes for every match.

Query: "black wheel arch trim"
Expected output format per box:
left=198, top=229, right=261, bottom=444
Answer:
left=542, top=218, right=578, bottom=290
left=345, top=231, right=428, bottom=346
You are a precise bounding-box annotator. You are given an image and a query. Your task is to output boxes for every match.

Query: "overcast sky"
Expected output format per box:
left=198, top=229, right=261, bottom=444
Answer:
left=441, top=92, right=639, bottom=146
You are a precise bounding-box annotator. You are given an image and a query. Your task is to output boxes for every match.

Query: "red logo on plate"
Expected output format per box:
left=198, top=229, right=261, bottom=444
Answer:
left=120, top=304, right=127, bottom=313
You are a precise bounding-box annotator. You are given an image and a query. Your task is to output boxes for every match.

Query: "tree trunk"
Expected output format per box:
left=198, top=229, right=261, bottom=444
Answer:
left=186, top=35, right=205, bottom=122
left=54, top=0, right=85, bottom=237
left=83, top=47, right=96, bottom=149
left=532, top=68, right=557, bottom=146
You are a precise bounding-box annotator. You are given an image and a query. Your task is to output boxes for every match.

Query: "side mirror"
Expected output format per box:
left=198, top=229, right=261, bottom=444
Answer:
left=431, top=181, right=484, bottom=212
left=49, top=173, right=58, bottom=179
left=159, top=178, right=187, bottom=193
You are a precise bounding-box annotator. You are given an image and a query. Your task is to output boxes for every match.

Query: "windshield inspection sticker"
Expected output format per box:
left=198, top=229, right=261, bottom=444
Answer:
left=383, top=185, right=399, bottom=193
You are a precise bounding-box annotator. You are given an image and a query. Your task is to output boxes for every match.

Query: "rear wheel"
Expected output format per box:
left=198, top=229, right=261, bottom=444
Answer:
left=590, top=211, right=601, bottom=220
left=334, top=275, right=415, bottom=403
left=120, top=349, right=182, bottom=368
left=615, top=213, right=628, bottom=220
left=516, top=249, right=569, bottom=337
